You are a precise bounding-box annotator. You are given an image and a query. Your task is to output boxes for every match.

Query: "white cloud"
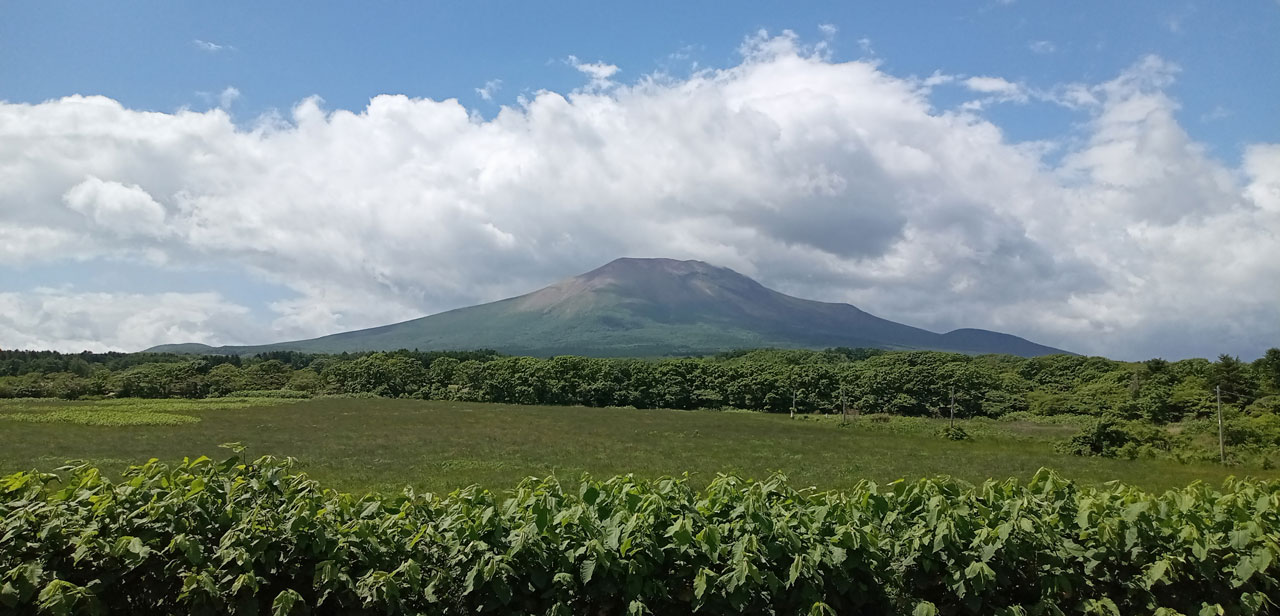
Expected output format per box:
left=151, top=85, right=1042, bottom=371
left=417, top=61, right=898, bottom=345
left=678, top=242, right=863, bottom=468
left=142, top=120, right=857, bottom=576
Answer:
left=1028, top=40, right=1056, bottom=54
left=567, top=55, right=619, bottom=90
left=1053, top=83, right=1100, bottom=109
left=1200, top=105, right=1230, bottom=122
left=0, top=290, right=257, bottom=352
left=0, top=226, right=83, bottom=265
left=192, top=39, right=231, bottom=53
left=0, top=35, right=1276, bottom=359
left=1243, top=144, right=1280, bottom=213
left=62, top=177, right=168, bottom=236
left=960, top=76, right=1031, bottom=110
left=818, top=24, right=838, bottom=38
left=964, top=76, right=1026, bottom=98
left=218, top=87, right=241, bottom=110
left=194, top=87, right=241, bottom=110
left=917, top=70, right=956, bottom=89
left=475, top=79, right=502, bottom=102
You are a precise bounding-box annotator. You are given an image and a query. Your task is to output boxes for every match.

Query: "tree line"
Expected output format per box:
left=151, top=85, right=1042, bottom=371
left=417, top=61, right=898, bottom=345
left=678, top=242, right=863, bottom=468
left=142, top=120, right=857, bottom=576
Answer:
left=2, top=347, right=1278, bottom=421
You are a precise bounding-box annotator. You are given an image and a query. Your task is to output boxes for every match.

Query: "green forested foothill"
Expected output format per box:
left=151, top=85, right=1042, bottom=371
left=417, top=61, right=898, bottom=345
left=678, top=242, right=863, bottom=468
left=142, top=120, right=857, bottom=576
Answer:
left=3, top=455, right=1277, bottom=615
left=4, top=347, right=1280, bottom=463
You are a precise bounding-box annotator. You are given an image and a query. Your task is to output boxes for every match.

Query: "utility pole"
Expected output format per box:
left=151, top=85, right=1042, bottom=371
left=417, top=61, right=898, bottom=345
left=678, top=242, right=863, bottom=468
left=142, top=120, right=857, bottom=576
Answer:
left=1217, top=385, right=1225, bottom=464
left=841, top=383, right=847, bottom=426
left=949, top=386, right=956, bottom=429
left=791, top=390, right=796, bottom=419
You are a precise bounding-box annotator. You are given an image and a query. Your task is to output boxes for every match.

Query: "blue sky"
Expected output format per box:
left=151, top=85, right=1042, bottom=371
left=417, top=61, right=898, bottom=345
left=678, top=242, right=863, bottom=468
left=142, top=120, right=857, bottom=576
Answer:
left=1, top=1, right=1279, bottom=359
left=5, top=2, right=1276, bottom=154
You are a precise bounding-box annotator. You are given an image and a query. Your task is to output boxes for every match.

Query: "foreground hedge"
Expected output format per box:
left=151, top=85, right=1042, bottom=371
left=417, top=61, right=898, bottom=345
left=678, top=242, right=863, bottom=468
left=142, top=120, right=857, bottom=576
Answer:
left=2, top=457, right=1277, bottom=615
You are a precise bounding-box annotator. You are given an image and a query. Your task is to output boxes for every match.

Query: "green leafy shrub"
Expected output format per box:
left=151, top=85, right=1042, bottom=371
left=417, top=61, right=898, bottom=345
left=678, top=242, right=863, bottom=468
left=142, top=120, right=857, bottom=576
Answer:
left=1247, top=396, right=1280, bottom=416
left=1057, top=418, right=1132, bottom=457
left=939, top=425, right=970, bottom=441
left=1057, top=418, right=1172, bottom=458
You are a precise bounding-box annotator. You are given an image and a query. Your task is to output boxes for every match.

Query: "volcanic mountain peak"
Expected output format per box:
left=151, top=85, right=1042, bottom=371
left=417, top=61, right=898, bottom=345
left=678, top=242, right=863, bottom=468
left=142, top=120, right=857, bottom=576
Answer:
left=516, top=258, right=756, bottom=313
left=586, top=256, right=723, bottom=277
left=577, top=258, right=754, bottom=294
left=147, top=258, right=1070, bottom=357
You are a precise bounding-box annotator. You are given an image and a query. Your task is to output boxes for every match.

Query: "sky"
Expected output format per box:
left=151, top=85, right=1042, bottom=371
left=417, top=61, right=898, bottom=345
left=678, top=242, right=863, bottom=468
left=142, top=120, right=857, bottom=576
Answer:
left=1, top=1, right=1278, bottom=360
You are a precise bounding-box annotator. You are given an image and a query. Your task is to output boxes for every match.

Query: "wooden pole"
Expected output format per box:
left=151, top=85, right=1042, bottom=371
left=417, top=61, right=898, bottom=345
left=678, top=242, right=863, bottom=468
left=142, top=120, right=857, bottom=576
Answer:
left=1217, top=385, right=1225, bottom=464
left=949, top=386, right=955, bottom=429
left=841, top=384, right=847, bottom=426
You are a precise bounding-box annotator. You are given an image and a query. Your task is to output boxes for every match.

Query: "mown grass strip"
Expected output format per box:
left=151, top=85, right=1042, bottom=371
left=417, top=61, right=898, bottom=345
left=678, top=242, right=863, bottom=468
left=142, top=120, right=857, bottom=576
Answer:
left=0, top=397, right=306, bottom=427
left=0, top=409, right=199, bottom=426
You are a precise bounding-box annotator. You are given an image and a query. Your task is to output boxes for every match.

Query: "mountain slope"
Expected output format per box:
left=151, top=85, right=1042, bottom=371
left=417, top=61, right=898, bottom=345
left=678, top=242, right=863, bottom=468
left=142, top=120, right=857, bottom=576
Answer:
left=148, top=258, right=1069, bottom=357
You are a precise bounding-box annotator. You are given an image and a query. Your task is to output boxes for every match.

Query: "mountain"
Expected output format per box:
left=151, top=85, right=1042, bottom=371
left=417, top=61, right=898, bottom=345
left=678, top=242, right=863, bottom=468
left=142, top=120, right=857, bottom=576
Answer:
left=148, top=258, right=1069, bottom=357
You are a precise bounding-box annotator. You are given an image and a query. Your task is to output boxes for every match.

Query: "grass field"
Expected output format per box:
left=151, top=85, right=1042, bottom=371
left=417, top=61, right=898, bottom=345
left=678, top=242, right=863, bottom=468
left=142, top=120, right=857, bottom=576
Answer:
left=1, top=397, right=1273, bottom=494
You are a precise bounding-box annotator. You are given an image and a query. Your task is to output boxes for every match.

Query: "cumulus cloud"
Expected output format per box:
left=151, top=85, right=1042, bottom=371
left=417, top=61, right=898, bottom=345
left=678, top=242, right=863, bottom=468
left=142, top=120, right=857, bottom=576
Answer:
left=0, top=227, right=83, bottom=265
left=0, top=290, right=257, bottom=352
left=0, top=35, right=1276, bottom=359
left=62, top=177, right=168, bottom=236
left=1243, top=145, right=1280, bottom=213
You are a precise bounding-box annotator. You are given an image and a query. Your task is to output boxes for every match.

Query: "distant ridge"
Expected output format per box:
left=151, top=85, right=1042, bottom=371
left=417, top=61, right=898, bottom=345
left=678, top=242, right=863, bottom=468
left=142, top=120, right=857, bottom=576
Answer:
left=148, top=258, right=1070, bottom=357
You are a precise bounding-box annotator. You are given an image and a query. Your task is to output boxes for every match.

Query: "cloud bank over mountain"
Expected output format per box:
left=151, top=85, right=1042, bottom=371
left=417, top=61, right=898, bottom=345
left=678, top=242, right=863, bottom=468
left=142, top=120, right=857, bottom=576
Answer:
left=1, top=32, right=1276, bottom=359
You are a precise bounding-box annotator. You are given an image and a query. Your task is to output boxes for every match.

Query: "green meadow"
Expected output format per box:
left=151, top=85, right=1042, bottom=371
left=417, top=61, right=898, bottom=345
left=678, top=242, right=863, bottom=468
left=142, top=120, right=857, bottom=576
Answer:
left=1, top=397, right=1271, bottom=494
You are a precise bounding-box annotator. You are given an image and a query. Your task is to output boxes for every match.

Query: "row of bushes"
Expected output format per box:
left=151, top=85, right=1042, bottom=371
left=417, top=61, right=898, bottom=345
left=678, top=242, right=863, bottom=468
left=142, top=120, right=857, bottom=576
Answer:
left=3, top=456, right=1277, bottom=615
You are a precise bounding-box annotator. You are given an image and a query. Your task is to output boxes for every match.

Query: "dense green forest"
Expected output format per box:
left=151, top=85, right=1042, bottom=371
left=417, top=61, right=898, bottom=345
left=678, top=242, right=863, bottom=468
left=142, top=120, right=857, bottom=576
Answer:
left=4, top=346, right=1280, bottom=463
left=3, top=347, right=1277, bottom=416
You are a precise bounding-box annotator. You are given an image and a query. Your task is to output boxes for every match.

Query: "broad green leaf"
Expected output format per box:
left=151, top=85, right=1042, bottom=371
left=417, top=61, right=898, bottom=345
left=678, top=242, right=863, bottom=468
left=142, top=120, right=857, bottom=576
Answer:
left=809, top=602, right=836, bottom=616
left=693, top=568, right=710, bottom=600
left=1233, top=557, right=1257, bottom=587
left=1144, top=559, right=1171, bottom=588
left=788, top=555, right=803, bottom=587
left=271, top=589, right=304, bottom=616
left=0, top=582, right=18, bottom=608
left=1198, top=604, right=1224, bottom=616
left=913, top=601, right=938, bottom=616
